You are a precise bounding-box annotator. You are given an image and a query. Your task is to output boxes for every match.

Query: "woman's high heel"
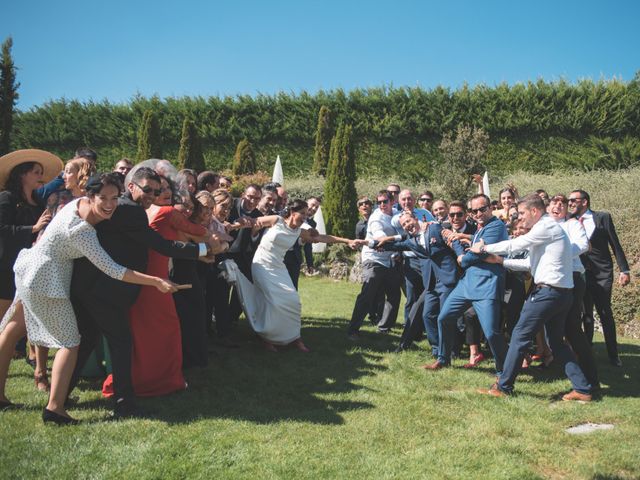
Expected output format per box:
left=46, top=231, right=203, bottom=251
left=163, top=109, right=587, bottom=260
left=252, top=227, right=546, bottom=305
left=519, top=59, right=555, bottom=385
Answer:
left=34, top=372, right=50, bottom=392
left=42, top=408, right=79, bottom=426
left=293, top=339, right=310, bottom=353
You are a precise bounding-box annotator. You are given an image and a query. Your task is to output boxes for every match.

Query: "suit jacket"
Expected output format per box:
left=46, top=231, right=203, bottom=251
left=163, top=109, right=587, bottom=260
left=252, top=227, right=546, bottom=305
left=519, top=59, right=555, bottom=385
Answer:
left=355, top=218, right=368, bottom=240
left=580, top=210, right=630, bottom=281
left=226, top=198, right=263, bottom=257
left=456, top=215, right=508, bottom=301
left=71, top=194, right=199, bottom=308
left=381, top=223, right=460, bottom=288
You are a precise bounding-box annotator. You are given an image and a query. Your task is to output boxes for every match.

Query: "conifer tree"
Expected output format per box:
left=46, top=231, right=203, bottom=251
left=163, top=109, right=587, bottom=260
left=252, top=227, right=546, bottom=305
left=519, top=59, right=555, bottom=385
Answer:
left=312, top=105, right=332, bottom=176
left=177, top=118, right=205, bottom=172
left=136, top=110, right=162, bottom=161
left=323, top=124, right=358, bottom=237
left=232, top=138, right=256, bottom=175
left=0, top=37, right=19, bottom=155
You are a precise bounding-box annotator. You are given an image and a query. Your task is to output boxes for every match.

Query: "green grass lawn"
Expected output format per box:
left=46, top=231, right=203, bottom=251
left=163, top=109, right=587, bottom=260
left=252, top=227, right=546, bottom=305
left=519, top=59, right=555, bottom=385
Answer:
left=2, top=276, right=639, bottom=479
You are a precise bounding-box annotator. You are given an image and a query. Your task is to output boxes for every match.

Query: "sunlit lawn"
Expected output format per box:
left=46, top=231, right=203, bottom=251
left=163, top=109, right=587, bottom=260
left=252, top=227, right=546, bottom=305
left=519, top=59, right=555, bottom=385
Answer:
left=1, top=276, right=639, bottom=479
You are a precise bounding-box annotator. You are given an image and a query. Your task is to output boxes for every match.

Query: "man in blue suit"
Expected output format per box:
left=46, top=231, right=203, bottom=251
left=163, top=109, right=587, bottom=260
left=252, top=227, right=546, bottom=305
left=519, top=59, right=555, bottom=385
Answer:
left=375, top=212, right=459, bottom=354
left=424, top=194, right=509, bottom=373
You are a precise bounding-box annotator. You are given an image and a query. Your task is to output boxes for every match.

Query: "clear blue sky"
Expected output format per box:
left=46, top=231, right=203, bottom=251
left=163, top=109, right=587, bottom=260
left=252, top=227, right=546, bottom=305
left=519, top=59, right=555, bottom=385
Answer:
left=2, top=0, right=639, bottom=111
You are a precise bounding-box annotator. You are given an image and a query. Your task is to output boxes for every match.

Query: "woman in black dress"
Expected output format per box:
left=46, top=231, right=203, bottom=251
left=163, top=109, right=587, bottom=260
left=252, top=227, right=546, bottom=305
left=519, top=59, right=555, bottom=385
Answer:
left=0, top=151, right=63, bottom=327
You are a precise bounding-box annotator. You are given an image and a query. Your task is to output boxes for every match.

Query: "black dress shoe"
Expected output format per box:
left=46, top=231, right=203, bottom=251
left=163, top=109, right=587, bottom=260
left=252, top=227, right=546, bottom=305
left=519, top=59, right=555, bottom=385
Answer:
left=42, top=408, right=79, bottom=426
left=112, top=399, right=153, bottom=420
left=1, top=400, right=22, bottom=411
left=216, top=337, right=241, bottom=349
left=610, top=356, right=622, bottom=367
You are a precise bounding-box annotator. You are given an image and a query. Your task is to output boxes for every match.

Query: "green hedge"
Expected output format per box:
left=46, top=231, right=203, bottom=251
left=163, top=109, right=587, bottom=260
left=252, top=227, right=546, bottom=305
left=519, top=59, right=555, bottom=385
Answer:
left=10, top=76, right=640, bottom=175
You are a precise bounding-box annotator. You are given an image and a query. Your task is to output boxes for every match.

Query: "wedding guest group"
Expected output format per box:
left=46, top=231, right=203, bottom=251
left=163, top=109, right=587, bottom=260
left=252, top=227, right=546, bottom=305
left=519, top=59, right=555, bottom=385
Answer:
left=0, top=146, right=632, bottom=426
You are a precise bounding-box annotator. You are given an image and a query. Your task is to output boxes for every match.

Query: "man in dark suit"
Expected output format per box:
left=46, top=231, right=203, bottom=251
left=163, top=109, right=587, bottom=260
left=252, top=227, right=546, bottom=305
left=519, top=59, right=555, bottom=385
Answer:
left=68, top=168, right=221, bottom=418
left=375, top=212, right=460, bottom=354
left=425, top=194, right=509, bottom=373
left=225, top=184, right=264, bottom=322
left=569, top=189, right=631, bottom=366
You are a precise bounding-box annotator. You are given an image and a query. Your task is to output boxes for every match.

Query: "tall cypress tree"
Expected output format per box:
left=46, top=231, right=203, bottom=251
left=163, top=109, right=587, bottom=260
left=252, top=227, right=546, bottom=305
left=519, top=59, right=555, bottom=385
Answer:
left=232, top=138, right=256, bottom=175
left=323, top=124, right=358, bottom=237
left=177, top=118, right=205, bottom=172
left=136, top=110, right=162, bottom=161
left=0, top=37, right=19, bottom=155
left=312, top=105, right=332, bottom=176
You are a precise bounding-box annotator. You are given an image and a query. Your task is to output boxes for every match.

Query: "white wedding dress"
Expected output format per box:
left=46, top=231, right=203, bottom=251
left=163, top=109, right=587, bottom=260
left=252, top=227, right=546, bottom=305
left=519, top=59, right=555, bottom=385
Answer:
left=221, top=217, right=305, bottom=345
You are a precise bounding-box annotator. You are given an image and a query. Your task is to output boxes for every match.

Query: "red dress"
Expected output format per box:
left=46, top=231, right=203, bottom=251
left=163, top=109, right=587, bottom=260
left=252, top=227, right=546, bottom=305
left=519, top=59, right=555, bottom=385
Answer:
left=103, top=206, right=207, bottom=397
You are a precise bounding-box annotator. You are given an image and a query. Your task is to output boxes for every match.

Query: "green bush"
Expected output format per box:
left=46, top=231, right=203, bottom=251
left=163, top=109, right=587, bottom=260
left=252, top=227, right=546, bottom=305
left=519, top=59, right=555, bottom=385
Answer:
left=177, top=118, right=205, bottom=172
left=312, top=105, right=332, bottom=176
left=136, top=109, right=162, bottom=161
left=324, top=124, right=358, bottom=237
left=232, top=138, right=256, bottom=175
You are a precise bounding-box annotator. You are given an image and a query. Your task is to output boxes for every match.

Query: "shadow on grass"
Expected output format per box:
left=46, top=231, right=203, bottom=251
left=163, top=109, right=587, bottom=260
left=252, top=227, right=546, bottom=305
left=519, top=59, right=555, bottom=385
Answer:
left=74, top=316, right=390, bottom=425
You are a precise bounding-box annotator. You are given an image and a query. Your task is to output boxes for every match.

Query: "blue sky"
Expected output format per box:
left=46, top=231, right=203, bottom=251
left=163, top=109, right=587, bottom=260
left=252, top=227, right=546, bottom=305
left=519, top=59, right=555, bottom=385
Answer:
left=2, top=0, right=639, bottom=111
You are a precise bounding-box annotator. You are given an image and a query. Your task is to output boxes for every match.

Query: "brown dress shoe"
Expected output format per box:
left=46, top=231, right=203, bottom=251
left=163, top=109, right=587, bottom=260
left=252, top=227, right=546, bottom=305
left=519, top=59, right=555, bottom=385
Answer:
left=477, top=383, right=507, bottom=398
left=421, top=361, right=447, bottom=370
left=562, top=390, right=592, bottom=402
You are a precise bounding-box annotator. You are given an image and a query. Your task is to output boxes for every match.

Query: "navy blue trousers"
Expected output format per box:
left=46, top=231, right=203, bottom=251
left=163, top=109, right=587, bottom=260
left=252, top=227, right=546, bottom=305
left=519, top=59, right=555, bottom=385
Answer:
left=498, top=286, right=591, bottom=394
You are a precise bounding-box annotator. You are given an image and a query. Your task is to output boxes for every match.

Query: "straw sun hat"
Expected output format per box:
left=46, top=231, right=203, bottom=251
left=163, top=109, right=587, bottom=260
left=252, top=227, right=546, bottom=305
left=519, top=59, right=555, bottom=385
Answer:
left=0, top=149, right=64, bottom=190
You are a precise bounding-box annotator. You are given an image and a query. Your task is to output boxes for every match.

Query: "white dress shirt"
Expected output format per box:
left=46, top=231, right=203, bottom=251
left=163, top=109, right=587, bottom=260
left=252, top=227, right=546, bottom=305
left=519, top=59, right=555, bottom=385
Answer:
left=391, top=208, right=435, bottom=258
left=579, top=209, right=596, bottom=239
left=557, top=218, right=589, bottom=273
left=484, top=214, right=574, bottom=289
left=362, top=208, right=397, bottom=267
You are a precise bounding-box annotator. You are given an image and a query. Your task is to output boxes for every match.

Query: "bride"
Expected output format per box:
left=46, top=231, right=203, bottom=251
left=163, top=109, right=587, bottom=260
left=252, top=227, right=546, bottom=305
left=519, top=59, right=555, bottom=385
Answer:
left=222, top=199, right=357, bottom=352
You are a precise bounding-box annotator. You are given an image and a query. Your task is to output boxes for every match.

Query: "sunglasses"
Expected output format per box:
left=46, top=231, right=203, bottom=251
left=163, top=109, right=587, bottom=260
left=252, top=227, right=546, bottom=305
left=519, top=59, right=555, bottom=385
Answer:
left=387, top=190, right=400, bottom=195
left=377, top=199, right=390, bottom=205
left=567, top=197, right=584, bottom=203
left=470, top=205, right=490, bottom=215
left=419, top=197, right=433, bottom=202
left=358, top=201, right=372, bottom=207
left=449, top=212, right=465, bottom=218
left=134, top=182, right=161, bottom=197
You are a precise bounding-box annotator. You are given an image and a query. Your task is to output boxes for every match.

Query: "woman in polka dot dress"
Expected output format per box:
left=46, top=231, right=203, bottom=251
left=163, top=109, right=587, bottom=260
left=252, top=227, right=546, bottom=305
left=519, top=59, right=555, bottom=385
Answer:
left=0, top=173, right=179, bottom=425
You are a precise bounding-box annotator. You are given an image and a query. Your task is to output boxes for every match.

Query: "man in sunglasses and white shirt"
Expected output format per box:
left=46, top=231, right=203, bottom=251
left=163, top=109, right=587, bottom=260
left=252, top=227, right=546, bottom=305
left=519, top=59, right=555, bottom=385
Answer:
left=347, top=190, right=402, bottom=339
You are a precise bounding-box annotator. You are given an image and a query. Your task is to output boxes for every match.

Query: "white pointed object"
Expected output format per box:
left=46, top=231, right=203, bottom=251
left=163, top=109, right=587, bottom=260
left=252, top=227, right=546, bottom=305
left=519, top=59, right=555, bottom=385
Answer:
left=482, top=171, right=491, bottom=200
left=272, top=155, right=284, bottom=185
left=311, top=206, right=327, bottom=253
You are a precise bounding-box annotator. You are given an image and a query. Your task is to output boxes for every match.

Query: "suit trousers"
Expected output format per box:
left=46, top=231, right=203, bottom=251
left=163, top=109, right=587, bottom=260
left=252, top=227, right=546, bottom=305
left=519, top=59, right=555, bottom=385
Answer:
left=69, top=296, right=134, bottom=402
left=582, top=270, right=618, bottom=360
left=209, top=266, right=233, bottom=338
left=498, top=286, right=591, bottom=394
left=565, top=272, right=599, bottom=387
left=437, top=287, right=507, bottom=373
left=402, top=257, right=424, bottom=324
left=348, top=261, right=401, bottom=335
left=397, top=279, right=451, bottom=354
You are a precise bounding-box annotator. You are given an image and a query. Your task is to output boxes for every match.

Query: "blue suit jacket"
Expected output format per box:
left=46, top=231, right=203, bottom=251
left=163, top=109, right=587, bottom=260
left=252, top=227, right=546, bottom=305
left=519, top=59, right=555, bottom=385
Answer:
left=453, top=215, right=508, bottom=301
left=380, top=222, right=459, bottom=288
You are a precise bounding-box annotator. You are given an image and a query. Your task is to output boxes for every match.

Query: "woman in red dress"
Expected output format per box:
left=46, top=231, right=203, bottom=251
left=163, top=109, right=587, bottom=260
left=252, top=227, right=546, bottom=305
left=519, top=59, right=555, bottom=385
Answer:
left=103, top=176, right=207, bottom=397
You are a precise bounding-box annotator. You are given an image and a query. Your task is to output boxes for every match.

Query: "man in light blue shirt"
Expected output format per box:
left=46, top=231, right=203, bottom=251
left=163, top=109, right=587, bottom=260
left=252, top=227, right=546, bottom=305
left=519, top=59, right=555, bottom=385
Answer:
left=391, top=190, right=435, bottom=332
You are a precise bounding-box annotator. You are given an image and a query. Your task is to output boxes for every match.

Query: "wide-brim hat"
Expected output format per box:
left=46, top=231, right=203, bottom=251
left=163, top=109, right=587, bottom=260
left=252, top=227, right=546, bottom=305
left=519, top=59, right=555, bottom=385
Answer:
left=0, top=149, right=64, bottom=190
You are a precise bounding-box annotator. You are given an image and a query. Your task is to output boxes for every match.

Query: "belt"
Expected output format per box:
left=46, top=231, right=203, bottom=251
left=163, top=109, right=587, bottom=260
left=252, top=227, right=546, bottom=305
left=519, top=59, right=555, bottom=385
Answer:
left=535, top=283, right=571, bottom=292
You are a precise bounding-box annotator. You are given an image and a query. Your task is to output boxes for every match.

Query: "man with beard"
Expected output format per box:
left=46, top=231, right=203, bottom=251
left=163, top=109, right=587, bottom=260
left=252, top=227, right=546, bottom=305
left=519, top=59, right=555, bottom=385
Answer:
left=569, top=189, right=630, bottom=366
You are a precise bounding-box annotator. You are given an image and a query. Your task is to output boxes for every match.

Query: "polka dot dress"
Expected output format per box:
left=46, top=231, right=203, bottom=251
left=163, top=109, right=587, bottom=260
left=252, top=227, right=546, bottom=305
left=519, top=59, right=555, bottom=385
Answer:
left=0, top=198, right=127, bottom=349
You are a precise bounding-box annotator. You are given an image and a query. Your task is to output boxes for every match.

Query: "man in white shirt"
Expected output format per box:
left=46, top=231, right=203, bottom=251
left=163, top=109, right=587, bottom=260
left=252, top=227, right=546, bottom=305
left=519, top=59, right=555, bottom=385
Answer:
left=347, top=190, right=402, bottom=338
left=472, top=194, right=592, bottom=401
left=548, top=194, right=599, bottom=388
